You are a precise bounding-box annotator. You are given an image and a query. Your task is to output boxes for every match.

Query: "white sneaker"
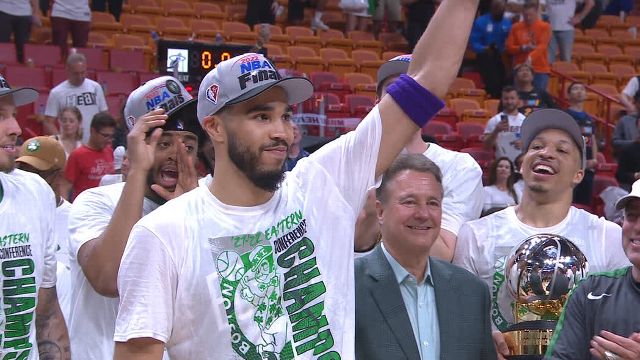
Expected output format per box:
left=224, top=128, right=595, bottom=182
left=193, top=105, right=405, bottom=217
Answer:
left=311, top=18, right=329, bottom=31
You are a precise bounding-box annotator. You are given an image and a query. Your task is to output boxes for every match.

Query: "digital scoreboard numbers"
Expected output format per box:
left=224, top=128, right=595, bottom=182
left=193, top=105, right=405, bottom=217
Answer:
left=157, top=40, right=260, bottom=84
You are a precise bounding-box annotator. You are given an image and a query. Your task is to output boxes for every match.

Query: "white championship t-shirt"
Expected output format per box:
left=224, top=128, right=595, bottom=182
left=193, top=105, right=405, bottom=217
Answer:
left=484, top=112, right=526, bottom=162
left=0, top=0, right=32, bottom=16
left=453, top=206, right=630, bottom=331
left=50, top=0, right=91, bottom=21
left=45, top=79, right=108, bottom=144
left=482, top=185, right=517, bottom=211
left=114, top=106, right=382, bottom=360
left=0, top=169, right=57, bottom=360
left=67, top=182, right=159, bottom=360
left=424, top=143, right=484, bottom=236
left=54, top=199, right=72, bottom=327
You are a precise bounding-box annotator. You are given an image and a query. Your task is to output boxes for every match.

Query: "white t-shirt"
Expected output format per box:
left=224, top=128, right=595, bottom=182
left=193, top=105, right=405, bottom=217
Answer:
left=484, top=112, right=526, bottom=162
left=45, top=79, right=108, bottom=144
left=547, top=0, right=578, bottom=31
left=67, top=183, right=159, bottom=360
left=623, top=76, right=639, bottom=98
left=51, top=0, right=90, bottom=21
left=453, top=206, right=630, bottom=331
left=99, top=173, right=123, bottom=187
left=114, top=106, right=382, bottom=360
left=0, top=169, right=57, bottom=360
left=197, top=173, right=213, bottom=187
left=54, top=199, right=71, bottom=266
left=0, top=0, right=32, bottom=16
left=482, top=185, right=517, bottom=211
left=424, top=143, right=484, bottom=236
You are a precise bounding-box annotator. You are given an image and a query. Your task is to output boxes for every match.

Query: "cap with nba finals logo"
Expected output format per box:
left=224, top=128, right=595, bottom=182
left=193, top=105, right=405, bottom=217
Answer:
left=0, top=74, right=38, bottom=106
left=376, top=54, right=412, bottom=91
left=196, top=53, right=313, bottom=124
left=124, top=75, right=206, bottom=142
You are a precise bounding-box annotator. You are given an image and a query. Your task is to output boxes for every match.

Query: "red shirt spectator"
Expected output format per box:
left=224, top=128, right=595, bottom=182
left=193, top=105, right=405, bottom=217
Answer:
left=62, top=112, right=116, bottom=200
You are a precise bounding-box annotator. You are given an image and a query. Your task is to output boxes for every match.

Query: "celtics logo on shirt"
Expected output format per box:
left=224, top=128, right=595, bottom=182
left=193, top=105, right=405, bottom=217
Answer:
left=208, top=210, right=342, bottom=360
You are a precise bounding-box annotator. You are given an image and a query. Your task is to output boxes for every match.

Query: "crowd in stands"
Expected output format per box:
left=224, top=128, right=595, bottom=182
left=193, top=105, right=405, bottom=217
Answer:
left=1, top=0, right=640, bottom=358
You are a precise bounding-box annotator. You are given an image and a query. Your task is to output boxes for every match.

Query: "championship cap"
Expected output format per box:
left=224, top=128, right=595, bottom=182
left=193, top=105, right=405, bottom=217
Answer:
left=0, top=74, right=38, bottom=106
left=376, top=54, right=411, bottom=91
left=196, top=53, right=313, bottom=124
left=615, top=179, right=640, bottom=210
left=520, top=109, right=586, bottom=169
left=16, top=136, right=66, bottom=171
left=124, top=76, right=205, bottom=142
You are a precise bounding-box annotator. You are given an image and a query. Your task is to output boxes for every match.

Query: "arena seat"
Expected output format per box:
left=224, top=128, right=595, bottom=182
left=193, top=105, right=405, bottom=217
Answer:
left=24, top=44, right=61, bottom=67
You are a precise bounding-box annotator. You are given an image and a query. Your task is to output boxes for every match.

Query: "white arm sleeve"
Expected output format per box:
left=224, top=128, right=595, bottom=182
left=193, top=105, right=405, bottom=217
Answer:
left=440, top=157, right=484, bottom=235
left=67, top=188, right=115, bottom=259
left=114, top=224, right=177, bottom=343
left=306, top=105, right=382, bottom=217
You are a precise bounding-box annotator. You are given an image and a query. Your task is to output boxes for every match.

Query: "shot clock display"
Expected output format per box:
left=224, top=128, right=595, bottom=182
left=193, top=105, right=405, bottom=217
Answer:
left=157, top=40, right=261, bottom=84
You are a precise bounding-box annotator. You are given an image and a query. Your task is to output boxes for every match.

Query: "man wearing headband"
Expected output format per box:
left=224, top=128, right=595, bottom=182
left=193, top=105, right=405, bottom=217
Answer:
left=67, top=76, right=202, bottom=359
left=545, top=179, right=640, bottom=360
left=113, top=0, right=480, bottom=358
left=0, top=75, right=71, bottom=359
left=354, top=54, right=484, bottom=262
left=454, top=109, right=630, bottom=359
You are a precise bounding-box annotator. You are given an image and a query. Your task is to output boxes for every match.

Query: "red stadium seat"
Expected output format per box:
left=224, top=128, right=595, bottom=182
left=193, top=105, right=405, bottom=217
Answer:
left=24, top=44, right=62, bottom=67
left=460, top=147, right=494, bottom=166
left=95, top=71, right=137, bottom=96
left=4, top=65, right=49, bottom=92
left=0, top=43, right=18, bottom=66
left=345, top=94, right=374, bottom=118
left=105, top=95, right=127, bottom=120
left=75, top=47, right=109, bottom=71
left=109, top=49, right=146, bottom=72
left=422, top=120, right=452, bottom=136
left=309, top=71, right=340, bottom=91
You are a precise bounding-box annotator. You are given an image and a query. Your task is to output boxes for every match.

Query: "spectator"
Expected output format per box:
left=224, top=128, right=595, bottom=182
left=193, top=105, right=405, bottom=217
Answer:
left=45, top=53, right=109, bottom=142
left=0, top=0, right=42, bottom=63
left=50, top=0, right=91, bottom=57
left=513, top=151, right=524, bottom=198
left=471, top=0, right=512, bottom=98
left=547, top=0, right=594, bottom=63
left=91, top=0, right=123, bottom=21
left=0, top=75, right=71, bottom=360
left=545, top=180, right=640, bottom=360
left=355, top=154, right=497, bottom=360
left=245, top=0, right=276, bottom=28
left=288, top=0, right=329, bottom=30
left=61, top=112, right=116, bottom=200
left=51, top=106, right=83, bottom=158
left=504, top=0, right=546, bottom=20
left=484, top=85, right=526, bottom=162
left=483, top=157, right=519, bottom=213
left=620, top=75, right=640, bottom=115
left=454, top=109, right=630, bottom=359
left=357, top=54, right=484, bottom=261
left=343, top=0, right=370, bottom=33
left=615, top=134, right=640, bottom=192
left=402, top=0, right=439, bottom=51
left=565, top=82, right=598, bottom=206
left=285, top=122, right=309, bottom=171
left=16, top=136, right=72, bottom=325
left=372, top=0, right=402, bottom=38
left=513, top=63, right=556, bottom=115
left=613, top=96, right=640, bottom=154
left=67, top=76, right=201, bottom=360
left=506, top=2, right=552, bottom=91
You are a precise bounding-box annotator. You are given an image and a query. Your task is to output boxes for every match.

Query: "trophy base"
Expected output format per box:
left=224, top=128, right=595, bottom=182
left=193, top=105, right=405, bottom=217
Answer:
left=504, top=320, right=557, bottom=359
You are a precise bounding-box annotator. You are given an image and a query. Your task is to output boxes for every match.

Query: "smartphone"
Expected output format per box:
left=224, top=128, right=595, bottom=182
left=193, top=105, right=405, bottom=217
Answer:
left=500, top=114, right=509, bottom=123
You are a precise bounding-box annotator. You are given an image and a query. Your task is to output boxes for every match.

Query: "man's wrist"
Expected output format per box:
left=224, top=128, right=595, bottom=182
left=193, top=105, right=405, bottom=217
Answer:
left=355, top=232, right=382, bottom=253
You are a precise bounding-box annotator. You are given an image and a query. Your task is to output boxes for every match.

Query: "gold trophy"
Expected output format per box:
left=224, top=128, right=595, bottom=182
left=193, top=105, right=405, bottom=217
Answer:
left=503, top=234, right=588, bottom=359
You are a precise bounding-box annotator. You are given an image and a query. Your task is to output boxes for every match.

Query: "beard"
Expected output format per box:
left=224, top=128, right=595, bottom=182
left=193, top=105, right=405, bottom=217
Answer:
left=0, top=158, right=16, bottom=174
left=227, top=134, right=288, bottom=192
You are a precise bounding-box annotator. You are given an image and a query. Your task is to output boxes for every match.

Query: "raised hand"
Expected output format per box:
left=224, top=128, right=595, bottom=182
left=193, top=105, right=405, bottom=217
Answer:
left=126, top=109, right=167, bottom=173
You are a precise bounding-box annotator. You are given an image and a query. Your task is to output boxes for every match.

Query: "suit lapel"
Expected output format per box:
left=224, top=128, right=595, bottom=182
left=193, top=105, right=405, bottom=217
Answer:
left=366, top=247, right=421, bottom=360
left=431, top=258, right=458, bottom=359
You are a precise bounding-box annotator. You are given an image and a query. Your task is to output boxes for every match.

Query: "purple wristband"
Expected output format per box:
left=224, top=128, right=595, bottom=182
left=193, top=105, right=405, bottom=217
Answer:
left=386, top=74, right=445, bottom=128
